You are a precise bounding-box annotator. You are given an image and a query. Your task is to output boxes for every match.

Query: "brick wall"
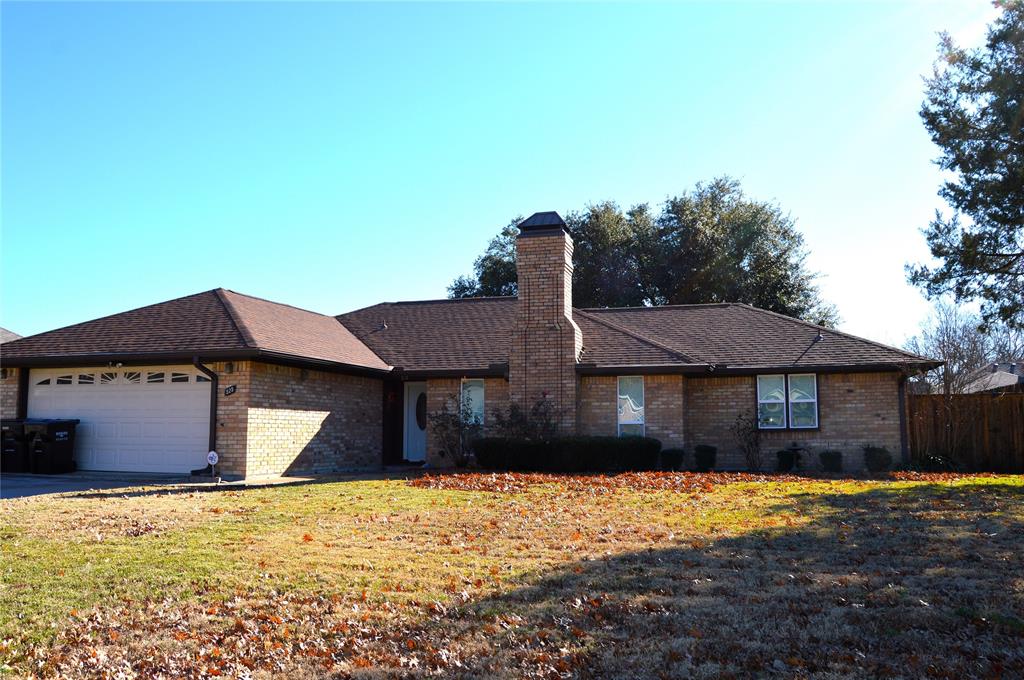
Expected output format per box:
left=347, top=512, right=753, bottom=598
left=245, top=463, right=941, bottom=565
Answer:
left=1, top=368, right=20, bottom=419
left=686, top=372, right=902, bottom=471
left=577, top=376, right=617, bottom=438
left=425, top=378, right=459, bottom=467
left=645, top=374, right=685, bottom=449
left=424, top=377, right=508, bottom=467
left=211, top=360, right=252, bottom=478
left=244, top=362, right=382, bottom=478
left=509, top=230, right=582, bottom=432
left=210, top=361, right=382, bottom=478
left=577, top=374, right=685, bottom=448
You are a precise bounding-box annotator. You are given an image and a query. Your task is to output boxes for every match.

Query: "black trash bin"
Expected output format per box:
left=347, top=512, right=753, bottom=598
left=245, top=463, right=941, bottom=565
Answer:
left=1, top=419, right=28, bottom=473
left=24, top=419, right=80, bottom=474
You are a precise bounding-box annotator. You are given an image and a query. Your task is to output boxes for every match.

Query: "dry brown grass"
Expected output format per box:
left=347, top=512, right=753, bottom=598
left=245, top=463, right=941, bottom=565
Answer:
left=2, top=473, right=1022, bottom=678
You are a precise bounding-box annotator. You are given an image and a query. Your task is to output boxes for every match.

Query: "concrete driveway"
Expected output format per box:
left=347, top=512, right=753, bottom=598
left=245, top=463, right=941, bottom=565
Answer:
left=0, top=471, right=188, bottom=499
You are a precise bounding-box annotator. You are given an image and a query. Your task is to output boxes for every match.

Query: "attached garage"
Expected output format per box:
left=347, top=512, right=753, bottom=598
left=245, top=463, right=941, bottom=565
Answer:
left=28, top=365, right=212, bottom=473
left=1, top=288, right=393, bottom=478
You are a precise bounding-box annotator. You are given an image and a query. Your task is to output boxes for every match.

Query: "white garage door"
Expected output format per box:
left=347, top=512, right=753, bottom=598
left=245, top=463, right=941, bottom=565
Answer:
left=28, top=365, right=211, bottom=473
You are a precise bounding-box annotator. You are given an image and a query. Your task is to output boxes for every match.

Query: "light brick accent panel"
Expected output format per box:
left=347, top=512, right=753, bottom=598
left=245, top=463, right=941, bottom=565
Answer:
left=211, top=360, right=382, bottom=479
left=509, top=230, right=582, bottom=432
left=686, top=372, right=902, bottom=471
left=425, top=377, right=508, bottom=467
left=577, top=375, right=685, bottom=448
left=1, top=368, right=20, bottom=419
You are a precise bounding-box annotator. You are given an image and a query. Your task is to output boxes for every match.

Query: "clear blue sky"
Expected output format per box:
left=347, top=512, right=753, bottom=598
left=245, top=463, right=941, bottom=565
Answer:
left=1, top=1, right=999, bottom=345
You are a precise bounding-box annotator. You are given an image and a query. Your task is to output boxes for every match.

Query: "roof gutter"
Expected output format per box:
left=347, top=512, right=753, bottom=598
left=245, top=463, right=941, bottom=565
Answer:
left=394, top=363, right=509, bottom=380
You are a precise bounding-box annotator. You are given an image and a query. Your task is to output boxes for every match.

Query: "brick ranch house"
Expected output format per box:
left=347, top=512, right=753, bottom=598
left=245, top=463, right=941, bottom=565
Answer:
left=1, top=212, right=938, bottom=478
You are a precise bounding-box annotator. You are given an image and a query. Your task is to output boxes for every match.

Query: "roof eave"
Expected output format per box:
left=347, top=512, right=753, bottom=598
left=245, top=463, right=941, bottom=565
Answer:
left=2, top=349, right=393, bottom=378
left=394, top=363, right=509, bottom=380
left=576, top=360, right=942, bottom=376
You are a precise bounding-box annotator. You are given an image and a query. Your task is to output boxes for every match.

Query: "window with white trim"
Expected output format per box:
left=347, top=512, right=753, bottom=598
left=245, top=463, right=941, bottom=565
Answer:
left=787, top=374, right=818, bottom=429
left=756, top=375, right=787, bottom=429
left=617, top=376, right=645, bottom=437
left=460, top=379, right=485, bottom=426
left=757, top=374, right=819, bottom=429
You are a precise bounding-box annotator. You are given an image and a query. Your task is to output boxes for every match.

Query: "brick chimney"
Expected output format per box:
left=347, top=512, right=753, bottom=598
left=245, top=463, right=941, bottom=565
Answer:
left=508, top=211, right=583, bottom=431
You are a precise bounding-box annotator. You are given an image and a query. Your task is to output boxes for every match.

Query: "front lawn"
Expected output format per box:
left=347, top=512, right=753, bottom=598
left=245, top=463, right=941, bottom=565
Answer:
left=2, top=472, right=1022, bottom=678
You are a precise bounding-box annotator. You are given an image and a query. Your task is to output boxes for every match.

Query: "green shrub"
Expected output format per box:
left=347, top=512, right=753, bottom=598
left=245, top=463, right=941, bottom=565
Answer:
left=471, top=436, right=662, bottom=472
left=819, top=450, right=842, bottom=473
left=694, top=444, right=717, bottom=472
left=661, top=448, right=685, bottom=471
left=863, top=446, right=893, bottom=473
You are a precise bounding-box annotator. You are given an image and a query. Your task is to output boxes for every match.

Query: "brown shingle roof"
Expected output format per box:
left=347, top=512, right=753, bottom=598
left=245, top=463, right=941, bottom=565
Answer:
left=578, top=303, right=934, bottom=370
left=0, top=328, right=21, bottom=344
left=338, top=298, right=516, bottom=372
left=2, top=289, right=936, bottom=374
left=219, top=290, right=388, bottom=370
left=2, top=290, right=246, bottom=361
left=3, top=289, right=389, bottom=371
left=339, top=299, right=934, bottom=373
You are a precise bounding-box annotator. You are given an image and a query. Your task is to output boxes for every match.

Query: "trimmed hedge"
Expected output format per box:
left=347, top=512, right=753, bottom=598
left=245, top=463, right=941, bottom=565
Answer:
left=661, top=448, right=685, bottom=471
left=819, top=450, right=843, bottom=473
left=863, top=446, right=893, bottom=473
left=694, top=444, right=717, bottom=472
left=472, top=436, right=662, bottom=473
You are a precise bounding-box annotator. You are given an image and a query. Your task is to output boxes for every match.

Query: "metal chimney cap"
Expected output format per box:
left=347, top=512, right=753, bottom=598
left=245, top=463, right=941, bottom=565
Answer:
left=518, top=211, right=569, bottom=236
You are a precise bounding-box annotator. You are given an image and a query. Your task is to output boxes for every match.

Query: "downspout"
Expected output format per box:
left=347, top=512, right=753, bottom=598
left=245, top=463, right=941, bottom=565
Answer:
left=16, top=368, right=29, bottom=418
left=193, top=356, right=218, bottom=455
left=897, top=374, right=909, bottom=467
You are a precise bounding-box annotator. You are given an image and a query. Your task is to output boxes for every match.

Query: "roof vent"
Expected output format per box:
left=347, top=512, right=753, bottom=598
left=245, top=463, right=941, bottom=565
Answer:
left=380, top=319, right=388, bottom=330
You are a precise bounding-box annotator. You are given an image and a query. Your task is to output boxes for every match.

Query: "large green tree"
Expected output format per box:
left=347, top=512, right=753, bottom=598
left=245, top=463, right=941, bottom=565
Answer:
left=449, top=177, right=839, bottom=326
left=908, top=2, right=1024, bottom=329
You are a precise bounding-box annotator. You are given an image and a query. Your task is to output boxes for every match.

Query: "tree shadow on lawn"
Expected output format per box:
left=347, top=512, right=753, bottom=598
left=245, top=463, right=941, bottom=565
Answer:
left=349, top=481, right=1024, bottom=679
left=20, top=481, right=1024, bottom=679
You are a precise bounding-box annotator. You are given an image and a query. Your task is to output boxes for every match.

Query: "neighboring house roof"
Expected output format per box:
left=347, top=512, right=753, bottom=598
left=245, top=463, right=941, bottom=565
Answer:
left=962, top=362, right=1024, bottom=393
left=4, top=289, right=937, bottom=375
left=2, top=289, right=390, bottom=373
left=0, top=327, right=21, bottom=344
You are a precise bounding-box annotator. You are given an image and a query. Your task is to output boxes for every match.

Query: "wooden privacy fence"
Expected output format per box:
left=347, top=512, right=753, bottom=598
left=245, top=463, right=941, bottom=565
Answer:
left=907, top=393, right=1024, bottom=472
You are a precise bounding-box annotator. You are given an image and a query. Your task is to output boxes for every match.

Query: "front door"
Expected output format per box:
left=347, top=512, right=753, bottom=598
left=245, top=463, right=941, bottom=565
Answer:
left=403, top=382, right=427, bottom=462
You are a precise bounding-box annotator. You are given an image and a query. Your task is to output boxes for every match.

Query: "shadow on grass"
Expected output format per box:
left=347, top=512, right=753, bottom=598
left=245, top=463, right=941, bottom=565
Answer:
left=359, top=482, right=1024, bottom=678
